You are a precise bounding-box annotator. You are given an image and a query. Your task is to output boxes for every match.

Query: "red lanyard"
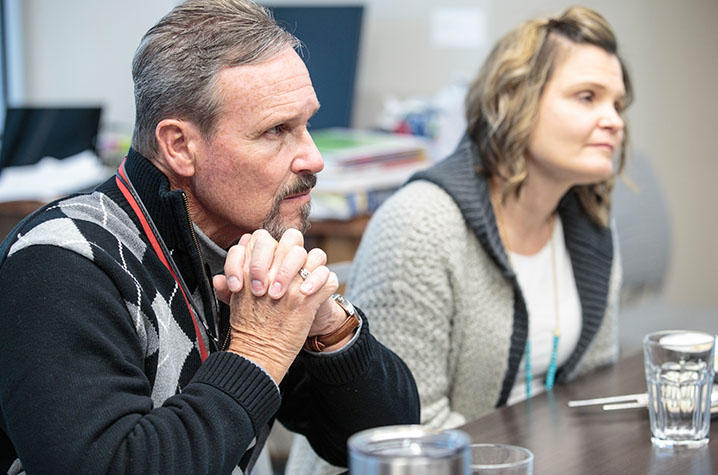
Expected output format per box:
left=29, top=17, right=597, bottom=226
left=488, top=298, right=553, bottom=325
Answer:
left=115, top=158, right=209, bottom=361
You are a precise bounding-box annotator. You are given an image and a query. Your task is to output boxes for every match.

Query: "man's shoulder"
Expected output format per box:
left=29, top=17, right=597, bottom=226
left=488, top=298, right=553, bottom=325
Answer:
left=3, top=191, right=145, bottom=264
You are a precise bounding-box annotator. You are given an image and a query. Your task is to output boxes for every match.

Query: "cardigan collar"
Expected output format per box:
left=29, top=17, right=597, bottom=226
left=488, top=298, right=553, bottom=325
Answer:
left=409, top=135, right=614, bottom=405
left=411, top=136, right=510, bottom=278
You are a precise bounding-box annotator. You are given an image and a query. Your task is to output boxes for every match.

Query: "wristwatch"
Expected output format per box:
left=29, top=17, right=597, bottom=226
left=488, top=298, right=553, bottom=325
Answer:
left=304, top=294, right=360, bottom=352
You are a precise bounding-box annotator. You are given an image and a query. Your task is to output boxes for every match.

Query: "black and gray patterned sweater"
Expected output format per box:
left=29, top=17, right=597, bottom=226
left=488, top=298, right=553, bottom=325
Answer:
left=0, top=148, right=419, bottom=474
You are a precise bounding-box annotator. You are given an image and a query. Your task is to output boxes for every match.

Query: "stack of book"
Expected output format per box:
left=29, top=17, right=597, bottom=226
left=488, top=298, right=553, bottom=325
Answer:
left=310, top=128, right=430, bottom=220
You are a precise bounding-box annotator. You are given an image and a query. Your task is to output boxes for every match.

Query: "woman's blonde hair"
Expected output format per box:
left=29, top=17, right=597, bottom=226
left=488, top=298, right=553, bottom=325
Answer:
left=465, top=6, right=633, bottom=227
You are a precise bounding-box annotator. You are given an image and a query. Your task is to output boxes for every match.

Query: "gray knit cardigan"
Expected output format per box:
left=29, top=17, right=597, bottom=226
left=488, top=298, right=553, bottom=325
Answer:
left=348, top=137, right=621, bottom=428
left=285, top=137, right=621, bottom=473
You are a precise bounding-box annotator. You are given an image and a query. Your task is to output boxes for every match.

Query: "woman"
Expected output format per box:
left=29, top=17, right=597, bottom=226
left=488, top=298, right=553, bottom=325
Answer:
left=287, top=5, right=632, bottom=472
left=351, top=5, right=631, bottom=429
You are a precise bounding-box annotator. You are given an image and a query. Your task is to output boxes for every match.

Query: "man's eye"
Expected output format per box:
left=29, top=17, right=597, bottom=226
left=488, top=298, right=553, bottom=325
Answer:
left=266, top=125, right=286, bottom=136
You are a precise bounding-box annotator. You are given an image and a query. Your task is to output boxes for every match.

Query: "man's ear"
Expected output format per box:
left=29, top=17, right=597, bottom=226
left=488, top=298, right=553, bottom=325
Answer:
left=154, top=119, right=202, bottom=178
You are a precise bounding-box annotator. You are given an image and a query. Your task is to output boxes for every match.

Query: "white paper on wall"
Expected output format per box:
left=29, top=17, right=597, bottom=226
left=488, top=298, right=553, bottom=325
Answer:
left=430, top=7, right=488, bottom=49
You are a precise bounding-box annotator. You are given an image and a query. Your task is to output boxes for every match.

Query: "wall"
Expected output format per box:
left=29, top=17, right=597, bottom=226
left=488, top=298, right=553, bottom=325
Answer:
left=16, top=0, right=175, bottom=128
left=13, top=0, right=718, bottom=307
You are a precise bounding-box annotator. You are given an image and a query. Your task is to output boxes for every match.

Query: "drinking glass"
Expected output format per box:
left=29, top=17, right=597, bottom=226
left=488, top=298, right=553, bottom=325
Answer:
left=469, top=444, right=533, bottom=474
left=643, top=330, right=715, bottom=448
left=348, top=424, right=471, bottom=474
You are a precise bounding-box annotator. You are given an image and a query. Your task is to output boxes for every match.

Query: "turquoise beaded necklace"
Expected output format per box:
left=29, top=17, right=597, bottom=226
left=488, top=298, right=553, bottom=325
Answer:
left=522, top=228, right=560, bottom=398
left=493, top=194, right=561, bottom=399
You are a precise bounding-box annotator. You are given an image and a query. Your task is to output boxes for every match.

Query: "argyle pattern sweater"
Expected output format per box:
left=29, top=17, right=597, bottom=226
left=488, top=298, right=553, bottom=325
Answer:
left=0, top=149, right=419, bottom=474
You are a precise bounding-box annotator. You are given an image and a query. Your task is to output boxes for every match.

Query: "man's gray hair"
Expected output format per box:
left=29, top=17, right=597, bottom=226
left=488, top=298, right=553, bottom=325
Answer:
left=131, top=0, right=299, bottom=158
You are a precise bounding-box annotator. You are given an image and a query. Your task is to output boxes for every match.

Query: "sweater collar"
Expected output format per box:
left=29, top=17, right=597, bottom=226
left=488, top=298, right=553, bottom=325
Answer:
left=409, top=135, right=614, bottom=300
left=194, top=223, right=227, bottom=277
left=409, top=134, right=615, bottom=398
left=118, top=148, right=221, bottom=337
left=409, top=136, right=512, bottom=278
left=122, top=147, right=192, bottom=254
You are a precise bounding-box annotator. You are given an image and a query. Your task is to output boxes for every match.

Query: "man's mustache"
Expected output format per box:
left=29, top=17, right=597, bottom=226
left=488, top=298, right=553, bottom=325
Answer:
left=279, top=174, right=317, bottom=199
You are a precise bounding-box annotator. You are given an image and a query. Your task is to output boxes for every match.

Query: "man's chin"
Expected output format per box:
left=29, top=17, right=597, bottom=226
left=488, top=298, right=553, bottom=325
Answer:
left=262, top=205, right=311, bottom=240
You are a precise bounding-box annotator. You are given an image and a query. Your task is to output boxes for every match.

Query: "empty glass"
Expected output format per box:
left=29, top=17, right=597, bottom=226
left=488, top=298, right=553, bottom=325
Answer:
left=469, top=444, right=533, bottom=474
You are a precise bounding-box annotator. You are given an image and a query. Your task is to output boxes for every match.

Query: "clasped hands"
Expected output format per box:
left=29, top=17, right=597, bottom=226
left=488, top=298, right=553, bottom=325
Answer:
left=213, top=228, right=349, bottom=383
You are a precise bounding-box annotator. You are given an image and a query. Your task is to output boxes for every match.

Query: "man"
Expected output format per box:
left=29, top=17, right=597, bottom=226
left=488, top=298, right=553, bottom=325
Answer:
left=0, top=1, right=419, bottom=473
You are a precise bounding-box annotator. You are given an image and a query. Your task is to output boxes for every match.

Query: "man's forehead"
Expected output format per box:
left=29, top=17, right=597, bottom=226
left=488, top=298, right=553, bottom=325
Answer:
left=219, top=49, right=310, bottom=88
left=213, top=50, right=318, bottom=127
left=219, top=52, right=314, bottom=98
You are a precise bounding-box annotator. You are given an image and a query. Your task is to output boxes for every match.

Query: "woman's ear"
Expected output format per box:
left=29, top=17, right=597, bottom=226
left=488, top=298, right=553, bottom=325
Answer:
left=154, top=119, right=202, bottom=178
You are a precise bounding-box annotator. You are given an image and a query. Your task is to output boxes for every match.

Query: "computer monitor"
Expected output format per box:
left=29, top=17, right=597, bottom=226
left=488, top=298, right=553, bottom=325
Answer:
left=269, top=6, right=364, bottom=129
left=0, top=106, right=102, bottom=169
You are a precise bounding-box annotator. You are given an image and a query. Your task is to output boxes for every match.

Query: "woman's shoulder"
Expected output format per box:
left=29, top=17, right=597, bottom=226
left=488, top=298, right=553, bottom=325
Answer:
left=355, top=180, right=470, bottom=269
left=372, top=180, right=465, bottom=231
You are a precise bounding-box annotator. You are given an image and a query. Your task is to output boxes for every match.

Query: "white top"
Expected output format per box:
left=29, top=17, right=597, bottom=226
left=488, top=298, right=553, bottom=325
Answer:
left=507, top=218, right=583, bottom=405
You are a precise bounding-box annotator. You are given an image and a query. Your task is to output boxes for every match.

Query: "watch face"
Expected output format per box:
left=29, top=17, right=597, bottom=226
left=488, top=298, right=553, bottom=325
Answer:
left=332, top=294, right=355, bottom=316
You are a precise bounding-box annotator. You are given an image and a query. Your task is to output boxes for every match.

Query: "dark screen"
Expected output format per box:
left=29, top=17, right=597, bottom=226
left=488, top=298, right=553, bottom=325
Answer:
left=269, top=6, right=363, bottom=129
left=0, top=106, right=102, bottom=169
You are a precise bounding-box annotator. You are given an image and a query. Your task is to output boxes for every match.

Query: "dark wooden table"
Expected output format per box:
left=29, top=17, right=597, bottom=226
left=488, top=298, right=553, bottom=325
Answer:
left=460, top=352, right=716, bottom=474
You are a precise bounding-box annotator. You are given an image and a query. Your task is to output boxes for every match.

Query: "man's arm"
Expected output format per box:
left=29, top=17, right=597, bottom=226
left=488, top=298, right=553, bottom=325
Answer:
left=0, top=246, right=274, bottom=474
left=217, top=228, right=421, bottom=467
left=277, top=309, right=420, bottom=467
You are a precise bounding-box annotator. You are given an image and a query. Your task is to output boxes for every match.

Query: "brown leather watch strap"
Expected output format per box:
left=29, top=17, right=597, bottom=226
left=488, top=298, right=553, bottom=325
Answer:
left=303, top=311, right=360, bottom=352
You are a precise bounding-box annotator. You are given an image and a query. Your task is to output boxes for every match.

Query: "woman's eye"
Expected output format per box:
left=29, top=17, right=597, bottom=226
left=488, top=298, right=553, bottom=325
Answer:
left=578, top=91, right=594, bottom=103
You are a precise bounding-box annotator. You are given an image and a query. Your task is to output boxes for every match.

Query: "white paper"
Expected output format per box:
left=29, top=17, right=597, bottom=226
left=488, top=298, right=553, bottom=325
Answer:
left=0, top=151, right=112, bottom=202
left=430, top=7, right=487, bottom=49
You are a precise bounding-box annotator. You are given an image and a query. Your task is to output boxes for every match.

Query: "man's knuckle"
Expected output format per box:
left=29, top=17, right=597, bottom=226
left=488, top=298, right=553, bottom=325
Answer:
left=249, top=262, right=265, bottom=274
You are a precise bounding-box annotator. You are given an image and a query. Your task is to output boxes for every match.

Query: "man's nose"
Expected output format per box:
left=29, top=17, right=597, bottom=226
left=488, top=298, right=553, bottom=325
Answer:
left=291, top=129, right=324, bottom=174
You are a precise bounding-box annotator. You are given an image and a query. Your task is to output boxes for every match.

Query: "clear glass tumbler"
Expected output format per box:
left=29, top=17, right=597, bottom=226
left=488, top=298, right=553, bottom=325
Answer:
left=643, top=330, right=715, bottom=448
left=469, top=444, right=533, bottom=474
